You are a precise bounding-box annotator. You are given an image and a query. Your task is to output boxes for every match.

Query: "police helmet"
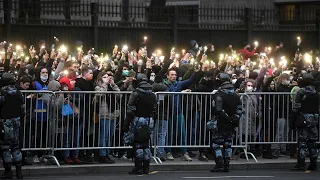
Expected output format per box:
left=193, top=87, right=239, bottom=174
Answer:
left=136, top=73, right=148, bottom=84
left=216, top=73, right=230, bottom=82
left=302, top=73, right=314, bottom=80
left=1, top=73, right=15, bottom=86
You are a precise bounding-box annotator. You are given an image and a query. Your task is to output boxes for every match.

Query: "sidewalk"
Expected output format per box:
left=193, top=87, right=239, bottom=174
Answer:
left=5, top=156, right=315, bottom=176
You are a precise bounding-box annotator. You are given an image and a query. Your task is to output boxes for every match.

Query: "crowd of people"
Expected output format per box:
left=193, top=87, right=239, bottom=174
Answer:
left=0, top=36, right=319, bottom=173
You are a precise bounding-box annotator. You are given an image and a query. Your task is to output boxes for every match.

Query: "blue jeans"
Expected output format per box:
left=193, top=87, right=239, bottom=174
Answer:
left=64, top=119, right=83, bottom=158
left=166, top=113, right=187, bottom=154
left=155, top=120, right=168, bottom=157
left=99, top=119, right=116, bottom=157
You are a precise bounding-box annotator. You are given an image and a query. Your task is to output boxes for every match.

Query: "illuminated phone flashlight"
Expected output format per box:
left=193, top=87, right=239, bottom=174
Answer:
left=297, top=36, right=301, bottom=40
left=122, top=45, right=128, bottom=51
left=175, top=54, right=180, bottom=59
left=114, top=45, right=118, bottom=49
left=77, top=47, right=82, bottom=52
left=254, top=41, right=259, bottom=46
left=270, top=58, right=275, bottom=65
left=157, top=49, right=162, bottom=56
left=25, top=56, right=30, bottom=62
left=159, top=56, right=165, bottom=62
left=304, top=53, right=312, bottom=63
left=72, top=56, right=76, bottom=61
left=16, top=45, right=22, bottom=50
left=204, top=46, right=208, bottom=52
left=219, top=54, right=224, bottom=60
left=14, top=71, right=18, bottom=75
left=268, top=47, right=272, bottom=51
left=59, top=45, right=67, bottom=53
left=41, top=45, right=45, bottom=49
left=182, top=49, right=186, bottom=54
left=144, top=36, right=148, bottom=41
left=21, top=53, right=25, bottom=57
left=9, top=43, right=12, bottom=47
left=232, top=54, right=237, bottom=59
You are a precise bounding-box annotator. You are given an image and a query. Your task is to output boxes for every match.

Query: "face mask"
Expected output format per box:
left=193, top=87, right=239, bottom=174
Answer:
left=231, top=79, right=237, bottom=85
left=150, top=76, right=155, bottom=82
left=195, top=45, right=199, bottom=49
left=122, top=70, right=129, bottom=76
left=283, top=80, right=290, bottom=86
left=40, top=75, right=48, bottom=82
left=63, top=86, right=69, bottom=91
left=246, top=86, right=253, bottom=92
left=289, top=76, right=293, bottom=81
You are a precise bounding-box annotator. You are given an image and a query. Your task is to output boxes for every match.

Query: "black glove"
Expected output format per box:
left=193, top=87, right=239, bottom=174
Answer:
left=123, top=125, right=130, bottom=133
left=123, top=119, right=130, bottom=132
left=289, top=113, right=297, bottom=130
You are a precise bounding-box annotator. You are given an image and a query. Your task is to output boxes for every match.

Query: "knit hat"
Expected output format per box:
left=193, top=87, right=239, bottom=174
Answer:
left=47, top=80, right=61, bottom=91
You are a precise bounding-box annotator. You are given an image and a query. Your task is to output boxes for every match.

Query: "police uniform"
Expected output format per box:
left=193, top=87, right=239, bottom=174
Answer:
left=290, top=73, right=319, bottom=171
left=208, top=73, right=242, bottom=172
left=0, top=73, right=23, bottom=179
left=124, top=74, right=157, bottom=175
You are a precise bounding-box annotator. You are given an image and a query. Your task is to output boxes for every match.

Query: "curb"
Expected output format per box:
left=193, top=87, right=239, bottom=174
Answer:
left=3, top=161, right=317, bottom=176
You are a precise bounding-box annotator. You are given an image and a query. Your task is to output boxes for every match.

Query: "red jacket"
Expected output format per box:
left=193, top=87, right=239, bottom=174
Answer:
left=238, top=48, right=256, bottom=60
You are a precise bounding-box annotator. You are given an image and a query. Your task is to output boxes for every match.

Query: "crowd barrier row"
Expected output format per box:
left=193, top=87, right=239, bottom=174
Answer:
left=18, top=91, right=319, bottom=167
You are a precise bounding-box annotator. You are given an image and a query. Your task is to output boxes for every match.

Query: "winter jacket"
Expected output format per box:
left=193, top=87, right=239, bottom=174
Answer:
left=94, top=84, right=121, bottom=120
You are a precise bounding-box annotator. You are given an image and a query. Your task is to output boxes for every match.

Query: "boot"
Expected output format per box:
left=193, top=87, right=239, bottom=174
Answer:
left=15, top=163, right=23, bottom=179
left=224, top=157, right=230, bottom=172
left=291, top=158, right=306, bottom=171
left=210, top=157, right=224, bottom=172
left=129, top=158, right=143, bottom=175
left=143, top=160, right=150, bottom=174
left=1, top=163, right=13, bottom=179
left=307, top=158, right=317, bottom=171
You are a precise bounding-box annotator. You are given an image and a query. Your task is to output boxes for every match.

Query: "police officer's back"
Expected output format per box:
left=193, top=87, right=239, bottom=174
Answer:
left=0, top=73, right=24, bottom=179
left=209, top=73, right=242, bottom=173
left=290, top=73, right=320, bottom=171
left=124, top=73, right=157, bottom=175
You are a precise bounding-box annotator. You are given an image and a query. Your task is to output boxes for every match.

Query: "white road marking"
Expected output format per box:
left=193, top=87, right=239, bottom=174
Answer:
left=183, top=176, right=274, bottom=179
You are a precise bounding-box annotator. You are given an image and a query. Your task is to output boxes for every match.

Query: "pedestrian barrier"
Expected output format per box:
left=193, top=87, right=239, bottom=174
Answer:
left=20, top=90, right=60, bottom=166
left=19, top=91, right=316, bottom=167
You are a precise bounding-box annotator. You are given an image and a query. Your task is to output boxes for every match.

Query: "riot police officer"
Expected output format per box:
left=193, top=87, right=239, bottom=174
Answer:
left=290, top=73, right=319, bottom=171
left=208, top=73, right=242, bottom=172
left=124, top=73, right=157, bottom=175
left=0, top=73, right=24, bottom=179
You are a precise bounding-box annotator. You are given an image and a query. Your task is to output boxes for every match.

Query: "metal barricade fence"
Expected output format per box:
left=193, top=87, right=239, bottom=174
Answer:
left=153, top=92, right=253, bottom=163
left=21, top=90, right=60, bottom=166
left=244, top=92, right=303, bottom=157
left=51, top=91, right=136, bottom=158
left=20, top=91, right=316, bottom=166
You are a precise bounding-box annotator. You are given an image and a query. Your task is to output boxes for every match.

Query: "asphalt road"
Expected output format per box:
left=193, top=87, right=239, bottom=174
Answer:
left=24, top=170, right=320, bottom=180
